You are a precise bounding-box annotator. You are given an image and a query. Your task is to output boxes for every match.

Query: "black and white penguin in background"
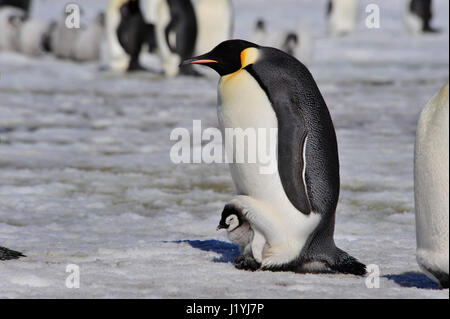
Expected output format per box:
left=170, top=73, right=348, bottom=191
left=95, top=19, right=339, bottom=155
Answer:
left=405, top=0, right=440, bottom=35
left=251, top=19, right=313, bottom=66
left=327, top=0, right=360, bottom=36
left=74, top=12, right=105, bottom=62
left=414, top=83, right=449, bottom=289
left=183, top=40, right=366, bottom=274
left=194, top=0, right=233, bottom=55
left=102, top=0, right=156, bottom=72
left=18, top=19, right=56, bottom=56
left=151, top=0, right=198, bottom=77
left=50, top=8, right=82, bottom=60
left=0, top=246, right=25, bottom=261
left=117, top=0, right=155, bottom=71
left=0, top=6, right=26, bottom=51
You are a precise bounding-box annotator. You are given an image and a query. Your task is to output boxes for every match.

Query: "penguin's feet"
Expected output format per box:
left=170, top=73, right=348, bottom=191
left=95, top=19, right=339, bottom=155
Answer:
left=234, top=255, right=261, bottom=271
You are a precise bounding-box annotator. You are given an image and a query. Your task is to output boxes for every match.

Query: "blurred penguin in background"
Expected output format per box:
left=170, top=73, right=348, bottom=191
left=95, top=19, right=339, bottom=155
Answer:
left=327, top=0, right=360, bottom=36
left=117, top=0, right=154, bottom=71
left=194, top=0, right=233, bottom=55
left=51, top=8, right=82, bottom=60
left=251, top=19, right=266, bottom=46
left=102, top=0, right=156, bottom=72
left=152, top=0, right=199, bottom=77
left=19, top=19, right=56, bottom=56
left=414, top=83, right=449, bottom=289
left=102, top=0, right=130, bottom=71
left=74, top=12, right=105, bottom=62
left=0, top=0, right=31, bottom=17
left=251, top=20, right=313, bottom=66
left=0, top=6, right=26, bottom=51
left=405, top=0, right=440, bottom=35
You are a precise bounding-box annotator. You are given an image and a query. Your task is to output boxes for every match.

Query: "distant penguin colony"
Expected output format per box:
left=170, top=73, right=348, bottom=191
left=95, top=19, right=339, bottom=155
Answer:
left=184, top=40, right=366, bottom=274
left=414, top=83, right=449, bottom=289
left=405, top=0, right=440, bottom=35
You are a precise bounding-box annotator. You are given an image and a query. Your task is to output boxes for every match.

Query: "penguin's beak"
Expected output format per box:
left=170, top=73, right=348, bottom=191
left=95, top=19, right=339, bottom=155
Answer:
left=216, top=223, right=228, bottom=231
left=180, top=55, right=218, bottom=67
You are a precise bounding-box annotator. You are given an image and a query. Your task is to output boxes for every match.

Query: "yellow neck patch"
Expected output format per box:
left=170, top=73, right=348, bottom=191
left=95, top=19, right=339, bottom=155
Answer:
left=241, top=47, right=260, bottom=69
left=222, top=47, right=260, bottom=83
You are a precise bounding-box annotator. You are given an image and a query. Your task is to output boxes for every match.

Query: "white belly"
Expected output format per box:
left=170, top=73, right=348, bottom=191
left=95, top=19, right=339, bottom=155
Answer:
left=415, top=83, right=449, bottom=283
left=218, top=69, right=280, bottom=203
left=195, top=0, right=232, bottom=55
left=218, top=70, right=321, bottom=267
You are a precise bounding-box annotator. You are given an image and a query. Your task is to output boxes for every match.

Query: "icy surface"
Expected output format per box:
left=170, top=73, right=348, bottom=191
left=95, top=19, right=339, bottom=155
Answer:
left=0, top=0, right=448, bottom=298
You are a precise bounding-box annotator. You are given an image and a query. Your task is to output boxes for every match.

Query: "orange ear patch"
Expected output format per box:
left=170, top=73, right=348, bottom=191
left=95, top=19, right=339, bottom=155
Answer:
left=240, top=48, right=260, bottom=69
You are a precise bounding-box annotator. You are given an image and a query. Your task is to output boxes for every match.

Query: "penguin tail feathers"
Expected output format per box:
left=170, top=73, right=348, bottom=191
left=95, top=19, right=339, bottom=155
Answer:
left=330, top=248, right=367, bottom=276
left=0, top=247, right=26, bottom=261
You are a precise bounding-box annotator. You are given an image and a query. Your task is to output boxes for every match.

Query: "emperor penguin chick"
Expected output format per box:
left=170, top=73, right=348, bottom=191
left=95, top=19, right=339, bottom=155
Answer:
left=217, top=202, right=265, bottom=271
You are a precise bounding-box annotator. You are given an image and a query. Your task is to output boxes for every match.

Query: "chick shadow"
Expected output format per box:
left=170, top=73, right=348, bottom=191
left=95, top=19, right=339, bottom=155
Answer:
left=173, top=240, right=240, bottom=263
left=383, top=272, right=440, bottom=290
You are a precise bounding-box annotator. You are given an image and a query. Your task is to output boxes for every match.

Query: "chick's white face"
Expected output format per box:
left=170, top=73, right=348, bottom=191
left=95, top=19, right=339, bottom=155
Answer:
left=226, top=214, right=240, bottom=232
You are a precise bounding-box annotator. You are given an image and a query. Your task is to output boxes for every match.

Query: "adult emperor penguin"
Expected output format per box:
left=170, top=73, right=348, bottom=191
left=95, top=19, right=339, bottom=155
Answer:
left=327, top=0, right=360, bottom=36
left=194, top=0, right=233, bottom=55
left=152, top=0, right=198, bottom=77
left=183, top=40, right=366, bottom=274
left=217, top=200, right=266, bottom=270
left=414, top=83, right=449, bottom=289
left=0, top=246, right=25, bottom=261
left=117, top=0, right=153, bottom=71
left=405, top=0, right=440, bottom=35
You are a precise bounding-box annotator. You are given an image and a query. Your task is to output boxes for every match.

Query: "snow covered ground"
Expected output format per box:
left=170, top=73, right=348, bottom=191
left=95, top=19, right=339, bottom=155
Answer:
left=0, top=0, right=448, bottom=298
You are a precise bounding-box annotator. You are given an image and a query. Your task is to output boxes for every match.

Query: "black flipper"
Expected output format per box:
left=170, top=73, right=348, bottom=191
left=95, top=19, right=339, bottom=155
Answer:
left=0, top=246, right=26, bottom=261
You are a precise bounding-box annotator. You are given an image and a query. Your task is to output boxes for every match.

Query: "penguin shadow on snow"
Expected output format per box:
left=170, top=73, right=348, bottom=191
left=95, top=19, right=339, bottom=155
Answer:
left=383, top=272, right=441, bottom=290
left=171, top=240, right=240, bottom=263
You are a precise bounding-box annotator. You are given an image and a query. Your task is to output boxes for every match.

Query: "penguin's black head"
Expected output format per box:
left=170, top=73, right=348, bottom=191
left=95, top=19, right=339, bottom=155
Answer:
left=181, top=40, right=260, bottom=76
left=217, top=204, right=244, bottom=231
